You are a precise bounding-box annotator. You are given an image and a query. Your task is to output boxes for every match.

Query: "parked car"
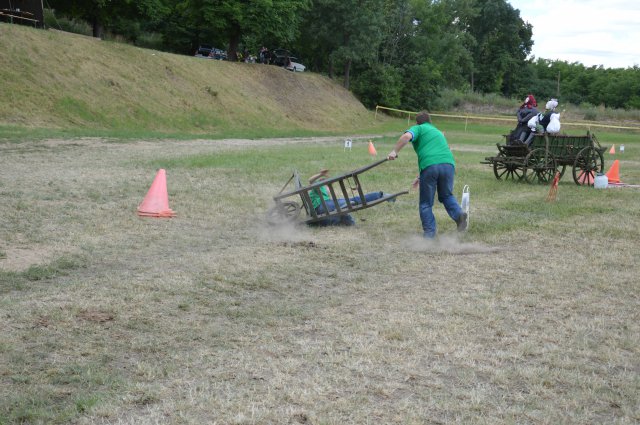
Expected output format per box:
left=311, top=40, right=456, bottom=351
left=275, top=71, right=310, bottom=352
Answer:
left=286, top=58, right=305, bottom=72
left=270, top=48, right=305, bottom=72
left=194, top=45, right=227, bottom=60
left=269, top=48, right=291, bottom=66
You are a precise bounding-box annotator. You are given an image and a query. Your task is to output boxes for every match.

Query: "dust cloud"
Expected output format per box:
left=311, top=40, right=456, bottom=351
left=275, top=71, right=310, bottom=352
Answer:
left=258, top=222, right=314, bottom=244
left=402, top=234, right=500, bottom=255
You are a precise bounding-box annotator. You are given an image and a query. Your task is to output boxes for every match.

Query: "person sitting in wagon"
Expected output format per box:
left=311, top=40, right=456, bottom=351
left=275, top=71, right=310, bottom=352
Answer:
left=511, top=94, right=538, bottom=144
left=540, top=98, right=561, bottom=134
left=307, top=168, right=391, bottom=226
left=523, top=98, right=561, bottom=146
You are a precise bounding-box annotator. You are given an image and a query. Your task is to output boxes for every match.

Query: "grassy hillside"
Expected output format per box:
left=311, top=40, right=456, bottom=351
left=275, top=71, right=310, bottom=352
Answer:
left=0, top=24, right=377, bottom=137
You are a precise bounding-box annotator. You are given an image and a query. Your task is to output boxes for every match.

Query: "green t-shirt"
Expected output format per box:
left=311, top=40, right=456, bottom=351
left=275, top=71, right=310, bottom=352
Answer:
left=309, top=183, right=330, bottom=209
left=405, top=122, right=455, bottom=171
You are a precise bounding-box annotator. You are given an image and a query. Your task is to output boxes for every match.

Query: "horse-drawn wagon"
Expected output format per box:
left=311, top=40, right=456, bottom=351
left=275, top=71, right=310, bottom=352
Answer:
left=481, top=132, right=607, bottom=185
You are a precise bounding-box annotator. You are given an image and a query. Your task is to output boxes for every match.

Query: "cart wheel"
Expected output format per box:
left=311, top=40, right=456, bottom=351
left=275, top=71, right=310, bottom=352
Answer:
left=493, top=159, right=524, bottom=181
left=572, top=147, right=604, bottom=186
left=266, top=201, right=301, bottom=225
left=524, top=148, right=557, bottom=184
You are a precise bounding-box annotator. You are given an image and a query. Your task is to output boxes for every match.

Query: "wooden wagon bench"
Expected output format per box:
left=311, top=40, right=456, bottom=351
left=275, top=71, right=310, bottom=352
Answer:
left=481, top=132, right=608, bottom=185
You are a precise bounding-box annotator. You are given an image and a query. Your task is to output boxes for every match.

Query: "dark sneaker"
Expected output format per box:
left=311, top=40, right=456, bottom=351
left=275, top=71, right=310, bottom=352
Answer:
left=456, top=212, right=468, bottom=232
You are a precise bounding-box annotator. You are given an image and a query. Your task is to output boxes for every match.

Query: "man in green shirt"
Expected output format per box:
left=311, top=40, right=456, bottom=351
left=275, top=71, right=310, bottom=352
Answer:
left=387, top=111, right=467, bottom=238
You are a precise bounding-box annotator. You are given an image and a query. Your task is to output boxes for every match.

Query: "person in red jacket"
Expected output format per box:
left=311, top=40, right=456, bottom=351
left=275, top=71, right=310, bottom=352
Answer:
left=513, top=94, right=538, bottom=144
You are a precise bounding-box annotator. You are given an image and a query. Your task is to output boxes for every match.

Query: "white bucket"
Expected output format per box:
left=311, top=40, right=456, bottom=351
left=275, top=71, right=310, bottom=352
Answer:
left=594, top=173, right=608, bottom=189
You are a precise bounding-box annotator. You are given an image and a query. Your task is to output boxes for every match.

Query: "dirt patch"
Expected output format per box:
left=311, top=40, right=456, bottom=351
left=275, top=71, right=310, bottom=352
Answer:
left=77, top=309, right=115, bottom=323
left=0, top=245, right=54, bottom=272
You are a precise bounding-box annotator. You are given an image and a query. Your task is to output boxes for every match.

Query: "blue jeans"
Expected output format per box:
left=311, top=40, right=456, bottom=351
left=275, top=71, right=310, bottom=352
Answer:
left=314, top=191, right=384, bottom=226
left=419, top=163, right=463, bottom=238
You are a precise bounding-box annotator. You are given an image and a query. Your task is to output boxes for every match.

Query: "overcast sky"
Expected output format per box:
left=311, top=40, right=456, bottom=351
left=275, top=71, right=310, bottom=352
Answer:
left=508, top=0, right=640, bottom=69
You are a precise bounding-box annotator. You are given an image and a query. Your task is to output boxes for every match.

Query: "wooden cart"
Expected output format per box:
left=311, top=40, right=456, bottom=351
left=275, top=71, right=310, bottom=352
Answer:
left=266, top=158, right=408, bottom=225
left=481, top=132, right=607, bottom=185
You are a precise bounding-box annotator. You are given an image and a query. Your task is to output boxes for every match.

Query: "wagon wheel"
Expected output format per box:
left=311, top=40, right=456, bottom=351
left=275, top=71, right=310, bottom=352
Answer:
left=572, top=146, right=604, bottom=186
left=493, top=159, right=525, bottom=181
left=523, top=148, right=557, bottom=184
left=266, top=201, right=301, bottom=225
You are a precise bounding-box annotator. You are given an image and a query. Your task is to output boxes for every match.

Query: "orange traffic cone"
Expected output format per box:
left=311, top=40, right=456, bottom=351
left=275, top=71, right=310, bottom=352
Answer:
left=137, top=169, right=176, bottom=218
left=368, top=140, right=377, bottom=157
left=605, top=160, right=621, bottom=183
left=577, top=170, right=594, bottom=186
left=609, top=144, right=615, bottom=154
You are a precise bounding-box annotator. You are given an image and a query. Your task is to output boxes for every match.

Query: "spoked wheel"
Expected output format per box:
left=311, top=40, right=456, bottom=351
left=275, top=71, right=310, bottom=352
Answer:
left=266, top=201, right=301, bottom=225
left=493, top=159, right=525, bottom=181
left=524, top=148, right=557, bottom=184
left=573, top=147, right=604, bottom=186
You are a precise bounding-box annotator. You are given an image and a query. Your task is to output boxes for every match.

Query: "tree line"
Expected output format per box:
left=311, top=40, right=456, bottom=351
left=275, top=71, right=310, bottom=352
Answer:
left=47, top=0, right=640, bottom=111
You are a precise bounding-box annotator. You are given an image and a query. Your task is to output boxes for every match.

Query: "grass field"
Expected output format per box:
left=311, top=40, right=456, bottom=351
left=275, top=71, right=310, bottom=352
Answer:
left=1, top=121, right=639, bottom=424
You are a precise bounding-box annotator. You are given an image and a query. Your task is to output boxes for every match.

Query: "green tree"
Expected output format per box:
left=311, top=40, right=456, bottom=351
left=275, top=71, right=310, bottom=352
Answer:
left=299, top=0, right=385, bottom=88
left=527, top=59, right=640, bottom=110
left=466, top=0, right=532, bottom=95
left=372, top=0, right=475, bottom=109
left=352, top=64, right=403, bottom=108
left=407, top=0, right=476, bottom=91
left=378, top=0, right=415, bottom=67
left=48, top=0, right=111, bottom=37
left=174, top=0, right=309, bottom=61
left=48, top=0, right=167, bottom=39
left=400, top=60, right=442, bottom=110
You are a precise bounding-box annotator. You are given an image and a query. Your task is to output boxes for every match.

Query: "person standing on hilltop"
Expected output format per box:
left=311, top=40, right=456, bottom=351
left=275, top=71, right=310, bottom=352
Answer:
left=259, top=46, right=269, bottom=64
left=387, top=111, right=467, bottom=239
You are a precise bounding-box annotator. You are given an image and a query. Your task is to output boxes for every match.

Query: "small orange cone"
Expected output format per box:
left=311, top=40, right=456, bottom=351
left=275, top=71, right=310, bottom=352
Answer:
left=605, top=160, right=621, bottom=183
left=577, top=170, right=594, bottom=185
left=137, top=169, right=176, bottom=218
left=609, top=144, right=615, bottom=154
left=368, top=140, right=377, bottom=157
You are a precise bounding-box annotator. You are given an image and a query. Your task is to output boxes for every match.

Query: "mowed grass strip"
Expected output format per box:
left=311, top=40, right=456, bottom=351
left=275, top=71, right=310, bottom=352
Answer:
left=0, top=124, right=639, bottom=424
